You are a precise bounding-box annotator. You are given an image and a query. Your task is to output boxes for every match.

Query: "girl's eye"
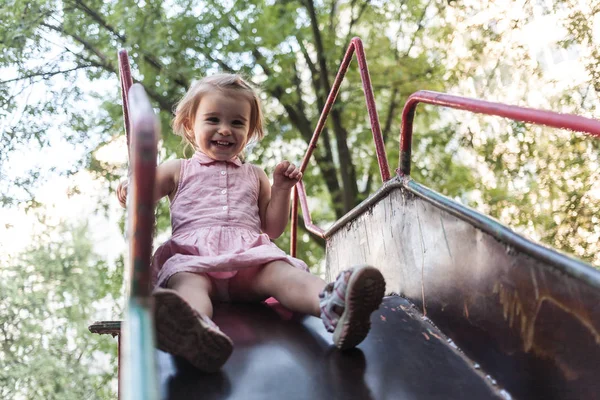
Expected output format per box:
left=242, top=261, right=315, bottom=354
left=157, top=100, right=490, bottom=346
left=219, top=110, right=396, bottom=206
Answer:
left=233, top=120, right=245, bottom=126
left=207, top=117, right=219, bottom=123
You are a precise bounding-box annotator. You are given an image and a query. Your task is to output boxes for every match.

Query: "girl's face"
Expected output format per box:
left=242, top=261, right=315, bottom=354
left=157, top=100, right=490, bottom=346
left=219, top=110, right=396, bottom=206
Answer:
left=191, top=90, right=252, bottom=161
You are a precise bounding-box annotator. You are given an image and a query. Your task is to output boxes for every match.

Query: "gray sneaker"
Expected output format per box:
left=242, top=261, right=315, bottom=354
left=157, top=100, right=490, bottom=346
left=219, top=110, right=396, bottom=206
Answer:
left=319, top=266, right=386, bottom=350
left=153, top=288, right=233, bottom=372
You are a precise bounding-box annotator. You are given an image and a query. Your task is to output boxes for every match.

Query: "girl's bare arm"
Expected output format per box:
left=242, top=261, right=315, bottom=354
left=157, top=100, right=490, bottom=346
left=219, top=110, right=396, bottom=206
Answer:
left=116, top=159, right=182, bottom=207
left=257, top=161, right=302, bottom=239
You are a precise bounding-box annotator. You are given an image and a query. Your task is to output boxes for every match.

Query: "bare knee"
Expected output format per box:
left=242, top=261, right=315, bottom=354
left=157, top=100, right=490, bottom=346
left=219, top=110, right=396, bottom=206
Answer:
left=256, top=261, right=319, bottom=297
left=228, top=263, right=295, bottom=301
left=167, top=272, right=214, bottom=297
left=165, top=272, right=215, bottom=316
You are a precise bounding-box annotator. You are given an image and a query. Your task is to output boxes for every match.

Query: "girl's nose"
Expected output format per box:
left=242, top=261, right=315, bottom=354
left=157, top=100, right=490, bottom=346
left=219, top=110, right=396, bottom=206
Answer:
left=218, top=125, right=232, bottom=136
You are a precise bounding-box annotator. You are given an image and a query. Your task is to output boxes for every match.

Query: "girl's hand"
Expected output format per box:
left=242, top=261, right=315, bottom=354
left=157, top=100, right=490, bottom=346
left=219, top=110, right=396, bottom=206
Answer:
left=272, top=161, right=302, bottom=191
left=116, top=180, right=128, bottom=208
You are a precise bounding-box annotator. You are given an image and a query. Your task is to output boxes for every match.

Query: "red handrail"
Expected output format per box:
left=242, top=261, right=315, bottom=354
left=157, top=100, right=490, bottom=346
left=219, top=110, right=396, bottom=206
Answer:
left=118, top=50, right=134, bottom=150
left=291, top=37, right=390, bottom=256
left=398, top=90, right=600, bottom=176
left=127, top=84, right=159, bottom=299
left=121, top=83, right=159, bottom=400
left=116, top=51, right=159, bottom=399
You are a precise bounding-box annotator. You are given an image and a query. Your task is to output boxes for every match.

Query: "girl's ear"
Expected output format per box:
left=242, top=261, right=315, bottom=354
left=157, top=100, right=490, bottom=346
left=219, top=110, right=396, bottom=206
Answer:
left=184, top=120, right=195, bottom=138
left=183, top=119, right=193, bottom=133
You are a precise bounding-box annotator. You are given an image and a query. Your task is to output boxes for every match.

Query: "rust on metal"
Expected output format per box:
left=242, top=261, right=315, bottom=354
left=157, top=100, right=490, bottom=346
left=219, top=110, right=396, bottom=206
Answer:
left=88, top=320, right=122, bottom=337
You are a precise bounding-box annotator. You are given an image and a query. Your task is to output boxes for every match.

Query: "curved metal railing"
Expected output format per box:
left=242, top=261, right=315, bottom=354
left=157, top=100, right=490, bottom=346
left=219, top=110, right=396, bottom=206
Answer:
left=290, top=40, right=600, bottom=255
left=398, top=90, right=600, bottom=176
left=290, top=37, right=391, bottom=255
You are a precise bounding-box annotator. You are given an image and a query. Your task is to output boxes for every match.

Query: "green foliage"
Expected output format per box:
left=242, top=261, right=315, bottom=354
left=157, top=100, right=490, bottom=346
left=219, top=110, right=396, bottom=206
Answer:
left=464, top=120, right=600, bottom=265
left=434, top=0, right=600, bottom=266
left=0, top=0, right=452, bottom=209
left=0, top=6, right=598, bottom=399
left=558, top=0, right=600, bottom=92
left=1, top=0, right=463, bottom=269
left=0, top=219, right=122, bottom=399
left=1, top=2, right=598, bottom=273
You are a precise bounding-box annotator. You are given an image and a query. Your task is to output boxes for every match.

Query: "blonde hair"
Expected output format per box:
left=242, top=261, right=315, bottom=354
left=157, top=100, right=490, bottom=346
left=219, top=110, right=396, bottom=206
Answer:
left=172, top=74, right=264, bottom=152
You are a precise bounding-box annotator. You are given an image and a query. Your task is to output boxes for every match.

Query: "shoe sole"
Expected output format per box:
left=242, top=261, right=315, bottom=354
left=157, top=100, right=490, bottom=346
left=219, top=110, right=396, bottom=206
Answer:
left=153, top=290, right=233, bottom=372
left=332, top=266, right=386, bottom=350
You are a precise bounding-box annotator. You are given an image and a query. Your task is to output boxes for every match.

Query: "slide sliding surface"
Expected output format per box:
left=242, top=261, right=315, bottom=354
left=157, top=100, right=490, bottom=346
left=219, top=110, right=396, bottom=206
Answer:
left=157, top=296, right=503, bottom=400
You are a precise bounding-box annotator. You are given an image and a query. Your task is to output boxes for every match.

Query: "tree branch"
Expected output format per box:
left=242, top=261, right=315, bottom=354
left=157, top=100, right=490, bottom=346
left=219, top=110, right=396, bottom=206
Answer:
left=305, top=0, right=359, bottom=213
left=404, top=0, right=432, bottom=57
left=328, top=0, right=339, bottom=35
left=222, top=14, right=346, bottom=216
left=338, top=0, right=371, bottom=61
left=292, top=59, right=308, bottom=118
left=0, top=65, right=94, bottom=85
left=305, top=0, right=331, bottom=101
left=364, top=170, right=374, bottom=197
left=69, top=0, right=189, bottom=89
left=296, top=44, right=344, bottom=216
left=41, top=22, right=110, bottom=66
left=298, top=36, right=325, bottom=116
left=298, top=38, right=319, bottom=78
left=43, top=21, right=178, bottom=113
left=382, top=87, right=399, bottom=143
left=71, top=0, right=125, bottom=41
left=204, top=52, right=237, bottom=75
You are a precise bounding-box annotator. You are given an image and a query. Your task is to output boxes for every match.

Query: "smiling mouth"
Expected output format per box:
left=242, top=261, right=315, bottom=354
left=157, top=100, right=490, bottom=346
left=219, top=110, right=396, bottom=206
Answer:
left=212, top=140, right=234, bottom=147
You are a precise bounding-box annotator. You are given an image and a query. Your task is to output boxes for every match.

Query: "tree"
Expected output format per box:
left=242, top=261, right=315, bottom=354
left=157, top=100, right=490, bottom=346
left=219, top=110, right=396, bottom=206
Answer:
left=2, top=1, right=598, bottom=269
left=431, top=0, right=600, bottom=266
left=559, top=0, right=600, bottom=95
left=1, top=0, right=461, bottom=266
left=0, top=219, right=122, bottom=399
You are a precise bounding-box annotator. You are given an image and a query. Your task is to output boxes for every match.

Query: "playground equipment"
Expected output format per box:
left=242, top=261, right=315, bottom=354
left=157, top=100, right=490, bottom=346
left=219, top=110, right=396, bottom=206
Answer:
left=89, top=38, right=600, bottom=400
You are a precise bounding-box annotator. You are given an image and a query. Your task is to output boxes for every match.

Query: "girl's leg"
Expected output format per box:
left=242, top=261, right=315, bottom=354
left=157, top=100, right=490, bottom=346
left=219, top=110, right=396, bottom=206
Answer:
left=229, top=261, right=326, bottom=316
left=166, top=271, right=214, bottom=317
left=155, top=272, right=232, bottom=372
left=231, top=261, right=386, bottom=350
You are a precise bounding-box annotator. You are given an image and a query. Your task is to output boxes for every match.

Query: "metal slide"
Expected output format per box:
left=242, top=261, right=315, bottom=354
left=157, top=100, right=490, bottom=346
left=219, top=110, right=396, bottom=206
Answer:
left=90, top=39, right=600, bottom=400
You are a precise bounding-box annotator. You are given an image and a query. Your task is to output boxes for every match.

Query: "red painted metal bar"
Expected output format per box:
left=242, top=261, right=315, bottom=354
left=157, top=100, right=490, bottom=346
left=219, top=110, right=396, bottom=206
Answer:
left=297, top=181, right=326, bottom=237
left=117, top=335, right=122, bottom=400
left=297, top=38, right=389, bottom=178
left=120, top=83, right=159, bottom=399
left=291, top=37, right=389, bottom=255
left=118, top=50, right=134, bottom=149
left=353, top=39, right=390, bottom=182
left=290, top=187, right=299, bottom=257
left=127, top=84, right=157, bottom=299
left=115, top=49, right=134, bottom=400
left=399, top=90, right=600, bottom=176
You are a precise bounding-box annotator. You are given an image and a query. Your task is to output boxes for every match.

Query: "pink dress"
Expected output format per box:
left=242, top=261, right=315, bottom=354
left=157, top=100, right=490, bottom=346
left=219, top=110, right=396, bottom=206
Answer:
left=152, top=151, right=308, bottom=288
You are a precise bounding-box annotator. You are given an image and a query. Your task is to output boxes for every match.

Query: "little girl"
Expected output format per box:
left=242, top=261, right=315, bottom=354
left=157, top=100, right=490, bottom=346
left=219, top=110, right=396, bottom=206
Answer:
left=117, top=74, right=385, bottom=372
